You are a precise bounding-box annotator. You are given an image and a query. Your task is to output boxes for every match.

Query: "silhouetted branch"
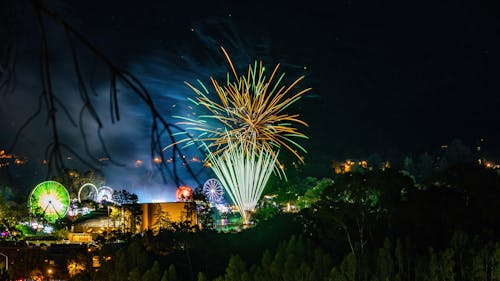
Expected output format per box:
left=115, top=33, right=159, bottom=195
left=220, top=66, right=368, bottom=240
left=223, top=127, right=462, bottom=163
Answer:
left=3, top=1, right=204, bottom=187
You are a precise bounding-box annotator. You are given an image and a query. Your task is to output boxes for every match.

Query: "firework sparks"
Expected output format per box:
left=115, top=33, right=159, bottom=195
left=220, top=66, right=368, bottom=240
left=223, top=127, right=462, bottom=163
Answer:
left=166, top=47, right=310, bottom=224
left=208, top=140, right=277, bottom=224
left=168, top=47, right=310, bottom=166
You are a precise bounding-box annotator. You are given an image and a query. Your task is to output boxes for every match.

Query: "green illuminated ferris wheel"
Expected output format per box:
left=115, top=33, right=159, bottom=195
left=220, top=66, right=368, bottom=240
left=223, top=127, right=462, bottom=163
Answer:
left=29, top=181, right=71, bottom=223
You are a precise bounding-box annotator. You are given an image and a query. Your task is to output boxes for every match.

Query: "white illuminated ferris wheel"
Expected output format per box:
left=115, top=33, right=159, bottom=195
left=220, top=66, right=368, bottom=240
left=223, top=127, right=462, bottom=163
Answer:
left=96, top=186, right=114, bottom=203
left=78, top=183, right=98, bottom=203
left=203, top=178, right=224, bottom=203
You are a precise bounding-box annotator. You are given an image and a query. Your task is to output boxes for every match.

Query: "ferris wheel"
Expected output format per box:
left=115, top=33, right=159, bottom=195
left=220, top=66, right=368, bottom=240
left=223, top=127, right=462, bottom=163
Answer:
left=78, top=183, right=98, bottom=203
left=203, top=178, right=224, bottom=203
left=96, top=186, right=114, bottom=203
left=29, top=181, right=70, bottom=223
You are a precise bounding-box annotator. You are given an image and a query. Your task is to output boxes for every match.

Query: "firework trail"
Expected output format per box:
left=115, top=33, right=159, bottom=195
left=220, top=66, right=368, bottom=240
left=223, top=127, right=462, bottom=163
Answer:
left=168, top=47, right=310, bottom=223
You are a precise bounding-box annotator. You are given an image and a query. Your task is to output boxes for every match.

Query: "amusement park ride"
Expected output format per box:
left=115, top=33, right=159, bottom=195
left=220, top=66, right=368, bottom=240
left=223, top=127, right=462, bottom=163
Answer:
left=28, top=181, right=118, bottom=223
left=28, top=181, right=71, bottom=224
left=27, top=178, right=232, bottom=231
left=27, top=181, right=118, bottom=231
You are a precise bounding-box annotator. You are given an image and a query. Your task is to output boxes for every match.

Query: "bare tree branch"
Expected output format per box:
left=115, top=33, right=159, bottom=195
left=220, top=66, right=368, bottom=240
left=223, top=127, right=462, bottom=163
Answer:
left=2, top=1, right=204, bottom=188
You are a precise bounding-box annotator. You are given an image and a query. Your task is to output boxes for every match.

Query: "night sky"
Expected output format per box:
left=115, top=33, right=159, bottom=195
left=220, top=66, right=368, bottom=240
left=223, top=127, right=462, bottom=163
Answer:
left=1, top=0, right=499, bottom=198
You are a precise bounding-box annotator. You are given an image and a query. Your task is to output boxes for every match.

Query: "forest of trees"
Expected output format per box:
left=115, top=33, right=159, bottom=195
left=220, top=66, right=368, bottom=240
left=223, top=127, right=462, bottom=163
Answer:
left=63, top=160, right=500, bottom=281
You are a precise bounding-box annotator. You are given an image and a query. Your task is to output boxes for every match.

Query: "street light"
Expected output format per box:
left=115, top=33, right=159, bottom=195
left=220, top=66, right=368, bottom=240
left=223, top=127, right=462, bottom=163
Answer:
left=0, top=252, right=8, bottom=272
left=47, top=268, right=54, bottom=281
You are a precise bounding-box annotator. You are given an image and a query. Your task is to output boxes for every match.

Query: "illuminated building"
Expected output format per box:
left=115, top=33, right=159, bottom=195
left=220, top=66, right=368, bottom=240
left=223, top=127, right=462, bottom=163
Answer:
left=140, top=202, right=197, bottom=232
left=70, top=202, right=197, bottom=237
left=332, top=159, right=386, bottom=174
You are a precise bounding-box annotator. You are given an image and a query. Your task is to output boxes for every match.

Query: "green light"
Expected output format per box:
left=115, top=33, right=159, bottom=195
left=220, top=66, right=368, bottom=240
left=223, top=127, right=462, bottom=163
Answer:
left=208, top=141, right=278, bottom=224
left=29, top=181, right=70, bottom=223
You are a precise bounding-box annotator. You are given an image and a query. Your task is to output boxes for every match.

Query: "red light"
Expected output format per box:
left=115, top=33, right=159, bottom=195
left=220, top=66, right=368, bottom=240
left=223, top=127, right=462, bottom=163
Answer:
left=175, top=186, right=193, bottom=202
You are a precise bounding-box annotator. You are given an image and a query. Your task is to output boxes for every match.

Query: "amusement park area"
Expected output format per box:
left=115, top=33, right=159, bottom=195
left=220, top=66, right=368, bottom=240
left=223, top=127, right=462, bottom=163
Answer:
left=0, top=174, right=292, bottom=280
left=1, top=176, right=259, bottom=236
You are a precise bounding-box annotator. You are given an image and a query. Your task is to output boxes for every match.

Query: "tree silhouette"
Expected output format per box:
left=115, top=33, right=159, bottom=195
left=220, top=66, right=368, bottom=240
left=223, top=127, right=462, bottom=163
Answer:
left=1, top=0, right=203, bottom=188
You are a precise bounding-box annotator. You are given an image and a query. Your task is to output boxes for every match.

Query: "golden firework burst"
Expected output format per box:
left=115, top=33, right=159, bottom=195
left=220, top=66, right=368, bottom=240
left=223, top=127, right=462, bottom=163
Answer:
left=169, top=47, right=311, bottom=164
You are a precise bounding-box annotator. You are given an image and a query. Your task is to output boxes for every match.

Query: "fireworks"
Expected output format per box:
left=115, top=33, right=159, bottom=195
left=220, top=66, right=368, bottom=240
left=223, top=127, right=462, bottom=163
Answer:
left=170, top=47, right=310, bottom=166
left=207, top=140, right=277, bottom=224
left=167, top=47, right=310, bottom=223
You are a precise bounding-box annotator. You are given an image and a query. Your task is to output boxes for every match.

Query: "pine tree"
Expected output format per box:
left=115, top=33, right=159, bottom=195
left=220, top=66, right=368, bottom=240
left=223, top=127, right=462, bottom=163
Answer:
left=167, top=264, right=177, bottom=281
left=197, top=271, right=208, bottom=281
left=270, top=247, right=285, bottom=280
left=438, top=248, right=455, bottom=281
left=142, top=261, right=161, bottom=281
left=127, top=267, right=142, bottom=281
left=373, top=239, right=394, bottom=281
left=259, top=249, right=273, bottom=279
left=451, top=230, right=469, bottom=281
left=492, top=243, right=500, bottom=280
left=394, top=239, right=404, bottom=281
left=224, top=255, right=247, bottom=281
left=427, top=248, right=439, bottom=281
left=471, top=247, right=487, bottom=281
left=160, top=270, right=169, bottom=281
left=313, top=248, right=333, bottom=280
left=114, top=253, right=128, bottom=281
left=284, top=252, right=299, bottom=281
left=329, top=253, right=356, bottom=281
